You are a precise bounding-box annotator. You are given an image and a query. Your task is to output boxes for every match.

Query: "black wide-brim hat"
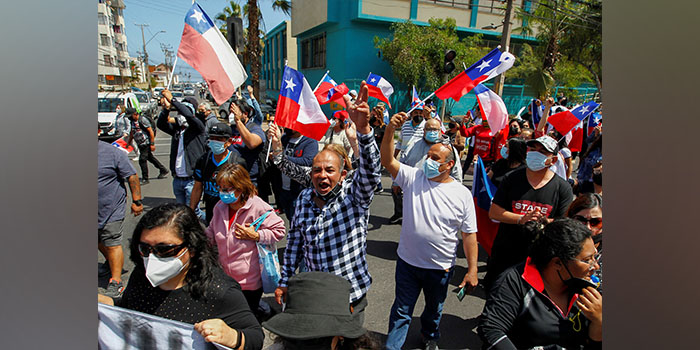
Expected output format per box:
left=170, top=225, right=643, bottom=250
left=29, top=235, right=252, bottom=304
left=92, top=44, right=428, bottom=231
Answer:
left=262, top=272, right=366, bottom=340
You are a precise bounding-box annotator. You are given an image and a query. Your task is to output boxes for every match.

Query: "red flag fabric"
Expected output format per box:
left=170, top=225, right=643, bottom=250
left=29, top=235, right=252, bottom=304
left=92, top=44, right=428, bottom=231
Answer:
left=314, top=73, right=348, bottom=108
left=568, top=122, right=585, bottom=152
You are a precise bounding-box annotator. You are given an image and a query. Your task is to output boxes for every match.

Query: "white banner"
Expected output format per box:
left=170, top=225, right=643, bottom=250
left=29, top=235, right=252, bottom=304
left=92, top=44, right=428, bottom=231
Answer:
left=98, top=303, right=233, bottom=350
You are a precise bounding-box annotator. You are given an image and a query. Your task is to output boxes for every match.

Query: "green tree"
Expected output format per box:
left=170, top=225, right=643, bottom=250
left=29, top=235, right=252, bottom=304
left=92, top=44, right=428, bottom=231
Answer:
left=215, top=1, right=242, bottom=39
left=558, top=0, right=601, bottom=93
left=374, top=18, right=490, bottom=92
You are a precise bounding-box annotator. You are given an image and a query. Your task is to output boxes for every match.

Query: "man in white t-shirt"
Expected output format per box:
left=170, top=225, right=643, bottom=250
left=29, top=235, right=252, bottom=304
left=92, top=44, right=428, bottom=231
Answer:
left=380, top=112, right=479, bottom=350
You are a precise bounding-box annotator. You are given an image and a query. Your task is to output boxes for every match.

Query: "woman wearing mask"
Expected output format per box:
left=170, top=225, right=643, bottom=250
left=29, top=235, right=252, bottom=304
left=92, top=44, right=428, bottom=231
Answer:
left=205, top=163, right=286, bottom=313
left=488, top=137, right=527, bottom=188
left=567, top=193, right=603, bottom=283
left=479, top=218, right=602, bottom=350
left=98, top=203, right=264, bottom=350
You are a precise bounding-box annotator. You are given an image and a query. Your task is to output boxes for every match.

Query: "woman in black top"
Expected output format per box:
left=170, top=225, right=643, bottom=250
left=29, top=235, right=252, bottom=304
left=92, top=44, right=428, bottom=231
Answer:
left=489, top=137, right=527, bottom=187
left=99, top=203, right=264, bottom=350
left=479, top=218, right=602, bottom=350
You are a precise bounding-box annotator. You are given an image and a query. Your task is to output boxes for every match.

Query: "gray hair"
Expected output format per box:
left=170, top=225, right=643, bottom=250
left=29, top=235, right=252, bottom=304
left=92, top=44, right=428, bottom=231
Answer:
left=198, top=101, right=212, bottom=111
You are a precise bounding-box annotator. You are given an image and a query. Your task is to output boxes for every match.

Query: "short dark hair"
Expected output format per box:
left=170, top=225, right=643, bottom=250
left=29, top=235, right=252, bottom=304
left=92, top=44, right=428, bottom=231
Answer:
left=526, top=218, right=592, bottom=271
left=231, top=98, right=252, bottom=117
left=567, top=193, right=603, bottom=218
left=130, top=203, right=219, bottom=299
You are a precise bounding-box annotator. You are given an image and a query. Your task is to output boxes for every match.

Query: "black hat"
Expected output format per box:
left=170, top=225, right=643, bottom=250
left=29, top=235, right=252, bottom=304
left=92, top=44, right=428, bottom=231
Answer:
left=262, top=272, right=366, bottom=340
left=208, top=123, right=232, bottom=138
left=125, top=107, right=137, bottom=115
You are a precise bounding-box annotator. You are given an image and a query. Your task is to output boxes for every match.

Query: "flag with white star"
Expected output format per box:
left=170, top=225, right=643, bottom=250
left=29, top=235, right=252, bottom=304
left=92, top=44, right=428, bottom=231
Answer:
left=548, top=101, right=600, bottom=136
left=177, top=2, right=247, bottom=105
left=435, top=47, right=515, bottom=102
left=274, top=66, right=330, bottom=141
left=365, top=73, right=394, bottom=108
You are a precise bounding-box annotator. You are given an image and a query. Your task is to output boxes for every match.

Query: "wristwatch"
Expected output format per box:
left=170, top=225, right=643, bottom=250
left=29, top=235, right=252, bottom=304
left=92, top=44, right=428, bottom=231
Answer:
left=133, top=199, right=143, bottom=206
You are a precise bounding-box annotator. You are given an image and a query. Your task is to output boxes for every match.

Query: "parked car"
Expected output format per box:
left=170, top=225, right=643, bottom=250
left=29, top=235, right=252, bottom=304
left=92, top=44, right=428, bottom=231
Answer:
left=98, top=92, right=141, bottom=142
left=184, top=87, right=195, bottom=96
left=134, top=91, right=157, bottom=119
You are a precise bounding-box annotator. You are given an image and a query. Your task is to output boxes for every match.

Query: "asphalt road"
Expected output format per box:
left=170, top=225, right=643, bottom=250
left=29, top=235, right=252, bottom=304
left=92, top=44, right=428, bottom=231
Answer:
left=98, top=110, right=492, bottom=349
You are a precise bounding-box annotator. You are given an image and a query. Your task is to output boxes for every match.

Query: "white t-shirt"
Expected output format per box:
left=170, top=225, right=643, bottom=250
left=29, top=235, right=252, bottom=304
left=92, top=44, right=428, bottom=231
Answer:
left=394, top=164, right=478, bottom=270
left=175, top=129, right=188, bottom=177
left=551, top=147, right=572, bottom=181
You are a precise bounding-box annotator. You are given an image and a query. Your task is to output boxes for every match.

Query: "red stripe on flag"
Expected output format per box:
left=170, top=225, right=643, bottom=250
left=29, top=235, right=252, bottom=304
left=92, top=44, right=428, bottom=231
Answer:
left=475, top=205, right=499, bottom=256
left=547, top=111, right=580, bottom=136
left=366, top=84, right=391, bottom=107
left=434, top=71, right=485, bottom=102
left=177, top=24, right=235, bottom=104
left=274, top=95, right=329, bottom=141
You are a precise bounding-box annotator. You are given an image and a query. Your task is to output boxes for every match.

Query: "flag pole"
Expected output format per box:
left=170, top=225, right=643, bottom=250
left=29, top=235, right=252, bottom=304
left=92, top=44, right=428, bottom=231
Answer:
left=313, top=70, right=330, bottom=92
left=166, top=57, right=179, bottom=90
left=265, top=124, right=274, bottom=163
left=406, top=92, right=435, bottom=115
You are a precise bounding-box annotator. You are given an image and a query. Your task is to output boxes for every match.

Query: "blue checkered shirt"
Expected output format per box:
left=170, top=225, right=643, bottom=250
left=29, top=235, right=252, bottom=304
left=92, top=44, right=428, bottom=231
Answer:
left=279, top=130, right=381, bottom=303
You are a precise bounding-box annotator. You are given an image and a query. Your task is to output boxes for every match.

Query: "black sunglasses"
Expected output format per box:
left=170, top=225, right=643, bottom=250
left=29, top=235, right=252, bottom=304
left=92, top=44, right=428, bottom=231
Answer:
left=138, top=242, right=187, bottom=258
left=573, top=215, right=603, bottom=228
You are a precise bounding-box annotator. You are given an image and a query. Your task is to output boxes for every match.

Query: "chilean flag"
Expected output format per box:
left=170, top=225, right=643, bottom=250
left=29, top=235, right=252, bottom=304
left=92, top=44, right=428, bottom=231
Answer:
left=314, top=73, right=349, bottom=108
left=588, top=112, right=602, bottom=136
left=548, top=101, right=599, bottom=136
left=176, top=3, right=247, bottom=105
left=411, top=85, right=424, bottom=109
left=530, top=99, right=544, bottom=127
left=473, top=156, right=500, bottom=256
left=473, top=84, right=508, bottom=136
left=366, top=73, right=394, bottom=108
left=569, top=121, right=585, bottom=152
left=111, top=137, right=134, bottom=154
left=435, top=47, right=515, bottom=102
left=274, top=66, right=330, bottom=141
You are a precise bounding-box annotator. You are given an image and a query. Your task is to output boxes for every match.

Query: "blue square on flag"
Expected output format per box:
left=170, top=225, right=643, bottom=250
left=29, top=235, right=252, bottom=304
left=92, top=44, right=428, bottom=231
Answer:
left=280, top=68, right=303, bottom=102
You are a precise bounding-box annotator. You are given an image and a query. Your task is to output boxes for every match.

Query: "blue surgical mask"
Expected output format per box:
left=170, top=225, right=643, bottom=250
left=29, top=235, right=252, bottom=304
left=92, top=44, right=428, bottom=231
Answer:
left=422, top=158, right=446, bottom=179
left=208, top=140, right=227, bottom=155
left=525, top=151, right=550, bottom=171
left=425, top=130, right=440, bottom=143
left=219, top=190, right=238, bottom=204
left=500, top=146, right=509, bottom=159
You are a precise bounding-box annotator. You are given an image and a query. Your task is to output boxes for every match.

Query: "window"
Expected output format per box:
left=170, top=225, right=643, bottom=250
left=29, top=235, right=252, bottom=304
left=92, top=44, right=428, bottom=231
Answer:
left=98, top=13, right=107, bottom=25
left=103, top=55, right=113, bottom=66
left=118, top=60, right=126, bottom=68
left=100, top=34, right=111, bottom=46
left=301, top=33, right=325, bottom=69
left=113, top=25, right=121, bottom=33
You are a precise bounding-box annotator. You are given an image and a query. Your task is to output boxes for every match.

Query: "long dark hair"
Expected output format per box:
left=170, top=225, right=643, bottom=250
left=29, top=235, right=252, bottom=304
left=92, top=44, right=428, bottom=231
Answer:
left=526, top=218, right=592, bottom=271
left=506, top=137, right=527, bottom=167
left=130, top=203, right=220, bottom=299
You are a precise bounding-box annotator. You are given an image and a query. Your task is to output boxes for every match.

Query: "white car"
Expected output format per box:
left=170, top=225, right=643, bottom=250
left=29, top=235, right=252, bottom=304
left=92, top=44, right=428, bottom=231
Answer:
left=98, top=92, right=141, bottom=141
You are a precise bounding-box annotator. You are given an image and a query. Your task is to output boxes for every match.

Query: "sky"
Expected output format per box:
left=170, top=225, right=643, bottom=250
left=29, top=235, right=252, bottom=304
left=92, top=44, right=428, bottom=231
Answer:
left=121, top=0, right=290, bottom=82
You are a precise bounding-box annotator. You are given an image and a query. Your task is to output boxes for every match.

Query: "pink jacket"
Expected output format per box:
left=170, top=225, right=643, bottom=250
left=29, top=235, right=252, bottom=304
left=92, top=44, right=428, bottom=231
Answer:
left=205, top=196, right=286, bottom=290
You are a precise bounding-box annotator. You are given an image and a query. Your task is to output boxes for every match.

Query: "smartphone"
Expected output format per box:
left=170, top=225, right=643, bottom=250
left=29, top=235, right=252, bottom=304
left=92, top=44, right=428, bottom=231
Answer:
left=457, top=286, right=468, bottom=301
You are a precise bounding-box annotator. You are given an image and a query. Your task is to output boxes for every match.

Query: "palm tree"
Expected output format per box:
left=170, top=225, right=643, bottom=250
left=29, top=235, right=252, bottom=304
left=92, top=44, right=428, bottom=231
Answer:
left=272, top=0, right=291, bottom=16
left=245, top=0, right=291, bottom=98
left=215, top=1, right=242, bottom=38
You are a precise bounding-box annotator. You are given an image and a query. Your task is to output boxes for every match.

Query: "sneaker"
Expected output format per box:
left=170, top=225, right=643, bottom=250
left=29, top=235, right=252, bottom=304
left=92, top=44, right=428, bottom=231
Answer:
left=141, top=179, right=150, bottom=185
left=374, top=186, right=383, bottom=194
left=388, top=214, right=402, bottom=225
left=104, top=279, right=125, bottom=299
left=423, top=340, right=439, bottom=350
left=157, top=170, right=169, bottom=179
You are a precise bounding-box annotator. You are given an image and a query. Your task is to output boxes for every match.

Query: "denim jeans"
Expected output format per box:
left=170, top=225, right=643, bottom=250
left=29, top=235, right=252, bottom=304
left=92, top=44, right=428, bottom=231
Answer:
left=173, top=177, right=205, bottom=220
left=385, top=257, right=453, bottom=350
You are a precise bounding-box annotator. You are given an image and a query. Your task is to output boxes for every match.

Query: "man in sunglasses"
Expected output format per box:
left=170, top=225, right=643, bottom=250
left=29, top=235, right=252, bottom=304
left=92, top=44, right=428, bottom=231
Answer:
left=381, top=112, right=478, bottom=350
left=484, top=135, right=574, bottom=290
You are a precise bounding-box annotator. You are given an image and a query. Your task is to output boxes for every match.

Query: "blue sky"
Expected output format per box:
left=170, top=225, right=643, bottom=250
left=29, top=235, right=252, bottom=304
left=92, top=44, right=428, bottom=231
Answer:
left=122, top=0, right=290, bottom=82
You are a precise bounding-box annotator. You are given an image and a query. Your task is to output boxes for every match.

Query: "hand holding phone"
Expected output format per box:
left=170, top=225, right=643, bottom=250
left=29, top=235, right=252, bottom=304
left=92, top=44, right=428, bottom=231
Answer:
left=457, top=286, right=468, bottom=301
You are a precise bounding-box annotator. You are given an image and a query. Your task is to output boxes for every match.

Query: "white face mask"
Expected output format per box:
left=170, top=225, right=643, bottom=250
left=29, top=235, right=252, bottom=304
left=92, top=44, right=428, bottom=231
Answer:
left=143, top=248, right=189, bottom=288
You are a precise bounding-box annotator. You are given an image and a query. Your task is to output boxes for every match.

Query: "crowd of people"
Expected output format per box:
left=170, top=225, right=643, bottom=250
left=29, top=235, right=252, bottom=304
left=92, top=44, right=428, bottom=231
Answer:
left=98, top=83, right=603, bottom=350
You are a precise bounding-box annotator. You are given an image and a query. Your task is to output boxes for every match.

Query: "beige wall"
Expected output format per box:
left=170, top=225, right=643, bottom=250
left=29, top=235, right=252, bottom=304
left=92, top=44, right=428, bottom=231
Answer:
left=291, top=0, right=327, bottom=37
left=362, top=0, right=411, bottom=19
left=285, top=21, right=298, bottom=70
left=417, top=2, right=472, bottom=28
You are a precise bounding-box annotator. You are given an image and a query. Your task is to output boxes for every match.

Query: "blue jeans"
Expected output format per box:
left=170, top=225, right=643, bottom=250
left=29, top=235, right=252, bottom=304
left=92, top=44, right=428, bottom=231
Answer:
left=173, top=177, right=205, bottom=220
left=385, top=257, right=453, bottom=350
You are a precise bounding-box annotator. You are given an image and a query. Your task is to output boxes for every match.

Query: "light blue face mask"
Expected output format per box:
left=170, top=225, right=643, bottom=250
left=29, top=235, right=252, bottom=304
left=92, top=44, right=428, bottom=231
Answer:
left=208, top=140, right=227, bottom=155
left=219, top=190, right=238, bottom=204
left=425, top=130, right=440, bottom=143
left=525, top=151, right=550, bottom=171
left=423, top=158, right=447, bottom=179
left=500, top=146, right=509, bottom=159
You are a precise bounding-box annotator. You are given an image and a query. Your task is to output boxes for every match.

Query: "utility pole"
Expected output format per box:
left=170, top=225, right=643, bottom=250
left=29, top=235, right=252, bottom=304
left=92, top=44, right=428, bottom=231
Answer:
left=493, top=0, right=514, bottom=96
left=135, top=24, right=151, bottom=91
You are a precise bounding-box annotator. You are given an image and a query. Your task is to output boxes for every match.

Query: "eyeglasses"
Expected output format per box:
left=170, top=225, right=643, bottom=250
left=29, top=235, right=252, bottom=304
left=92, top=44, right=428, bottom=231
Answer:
left=138, top=242, right=187, bottom=258
left=424, top=127, right=440, bottom=132
left=571, top=252, right=601, bottom=269
left=573, top=215, right=603, bottom=228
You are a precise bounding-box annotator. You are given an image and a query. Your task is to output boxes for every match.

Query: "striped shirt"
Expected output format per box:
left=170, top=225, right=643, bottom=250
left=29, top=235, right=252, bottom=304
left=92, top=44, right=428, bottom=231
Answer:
left=399, top=119, right=425, bottom=156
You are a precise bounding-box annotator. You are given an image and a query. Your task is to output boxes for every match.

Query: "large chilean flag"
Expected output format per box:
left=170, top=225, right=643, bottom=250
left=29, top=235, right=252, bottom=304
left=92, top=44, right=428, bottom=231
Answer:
left=314, top=73, right=349, bottom=108
left=274, top=66, right=330, bottom=141
left=435, top=48, right=515, bottom=102
left=473, top=83, right=508, bottom=136
left=177, top=3, right=247, bottom=105
left=548, top=101, right=599, bottom=136
left=366, top=73, right=394, bottom=108
left=473, top=156, right=500, bottom=256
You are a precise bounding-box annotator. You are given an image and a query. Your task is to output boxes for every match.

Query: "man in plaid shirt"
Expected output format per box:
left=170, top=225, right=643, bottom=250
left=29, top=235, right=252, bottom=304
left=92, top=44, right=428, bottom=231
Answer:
left=275, top=82, right=380, bottom=325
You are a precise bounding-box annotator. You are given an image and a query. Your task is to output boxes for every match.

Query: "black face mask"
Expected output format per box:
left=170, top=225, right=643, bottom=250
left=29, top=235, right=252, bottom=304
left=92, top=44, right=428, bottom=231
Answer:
left=196, top=112, right=206, bottom=119
left=592, top=233, right=602, bottom=246
left=284, top=128, right=295, bottom=136
left=509, top=126, right=519, bottom=135
left=592, top=172, right=602, bottom=186
left=314, top=181, right=343, bottom=203
left=412, top=114, right=422, bottom=123
left=558, top=264, right=597, bottom=294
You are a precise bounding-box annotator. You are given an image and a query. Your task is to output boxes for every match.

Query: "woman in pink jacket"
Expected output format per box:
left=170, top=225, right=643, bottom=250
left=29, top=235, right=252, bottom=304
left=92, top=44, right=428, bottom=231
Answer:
left=205, top=163, right=286, bottom=312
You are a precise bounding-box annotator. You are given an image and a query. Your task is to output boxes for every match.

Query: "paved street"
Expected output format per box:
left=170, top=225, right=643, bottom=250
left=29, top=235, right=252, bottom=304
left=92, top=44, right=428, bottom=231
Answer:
left=99, top=115, right=493, bottom=349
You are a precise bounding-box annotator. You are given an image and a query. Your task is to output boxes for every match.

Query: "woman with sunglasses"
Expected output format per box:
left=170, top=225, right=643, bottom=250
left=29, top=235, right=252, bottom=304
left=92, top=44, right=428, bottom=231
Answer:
left=567, top=193, right=603, bottom=283
left=478, top=218, right=602, bottom=350
left=205, top=163, right=286, bottom=313
left=98, top=203, right=264, bottom=350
